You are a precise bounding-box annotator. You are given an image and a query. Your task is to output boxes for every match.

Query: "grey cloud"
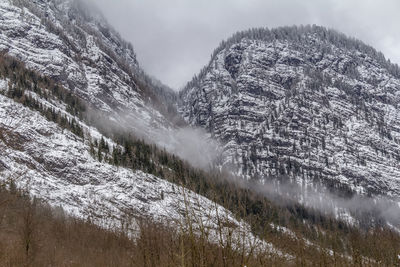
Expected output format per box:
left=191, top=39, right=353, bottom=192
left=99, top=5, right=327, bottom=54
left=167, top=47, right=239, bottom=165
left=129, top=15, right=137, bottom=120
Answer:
left=86, top=0, right=400, bottom=89
left=118, top=112, right=223, bottom=170
left=247, top=176, right=400, bottom=228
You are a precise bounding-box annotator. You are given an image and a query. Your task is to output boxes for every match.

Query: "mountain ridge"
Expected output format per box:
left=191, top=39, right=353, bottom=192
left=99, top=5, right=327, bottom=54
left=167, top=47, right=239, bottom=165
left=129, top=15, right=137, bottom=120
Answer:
left=1, top=1, right=400, bottom=263
left=182, top=25, right=400, bottom=93
left=179, top=25, right=400, bottom=200
left=0, top=0, right=180, bottom=132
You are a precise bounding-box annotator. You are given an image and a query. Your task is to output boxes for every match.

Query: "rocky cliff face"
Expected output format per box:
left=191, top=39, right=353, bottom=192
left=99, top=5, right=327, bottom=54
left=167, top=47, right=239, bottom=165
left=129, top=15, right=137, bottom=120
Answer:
left=0, top=68, right=277, bottom=256
left=179, top=25, right=400, bottom=198
left=1, top=0, right=400, bottom=259
left=0, top=0, right=279, bottom=254
left=0, top=0, right=178, bottom=135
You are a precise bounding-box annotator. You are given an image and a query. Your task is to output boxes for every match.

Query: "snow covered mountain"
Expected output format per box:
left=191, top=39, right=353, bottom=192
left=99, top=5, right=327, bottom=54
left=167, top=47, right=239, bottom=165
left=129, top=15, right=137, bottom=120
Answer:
left=0, top=60, right=284, bottom=257
left=1, top=0, right=400, bottom=262
left=0, top=0, right=277, bottom=255
left=0, top=0, right=178, bottom=138
left=0, top=0, right=309, bottom=260
left=179, top=25, right=400, bottom=199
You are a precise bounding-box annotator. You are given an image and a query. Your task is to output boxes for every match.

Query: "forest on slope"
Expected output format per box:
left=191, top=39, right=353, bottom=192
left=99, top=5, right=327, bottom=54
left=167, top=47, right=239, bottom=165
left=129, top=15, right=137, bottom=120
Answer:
left=1, top=52, right=400, bottom=266
left=1, top=0, right=400, bottom=265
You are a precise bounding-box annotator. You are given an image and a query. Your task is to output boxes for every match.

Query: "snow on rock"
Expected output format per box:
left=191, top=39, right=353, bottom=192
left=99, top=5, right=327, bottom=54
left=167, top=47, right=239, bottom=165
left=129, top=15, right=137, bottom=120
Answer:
left=0, top=93, right=286, bottom=257
left=0, top=0, right=174, bottom=145
left=179, top=26, right=400, bottom=199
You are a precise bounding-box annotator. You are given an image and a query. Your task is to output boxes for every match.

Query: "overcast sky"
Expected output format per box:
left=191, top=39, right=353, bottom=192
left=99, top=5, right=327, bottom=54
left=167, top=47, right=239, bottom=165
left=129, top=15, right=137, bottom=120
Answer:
left=87, top=0, right=400, bottom=90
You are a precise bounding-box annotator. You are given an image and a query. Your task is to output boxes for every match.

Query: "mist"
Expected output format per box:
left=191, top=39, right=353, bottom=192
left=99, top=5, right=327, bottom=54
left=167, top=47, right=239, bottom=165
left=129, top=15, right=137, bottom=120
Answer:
left=86, top=0, right=400, bottom=89
left=99, top=107, right=400, bottom=228
left=247, top=177, right=400, bottom=229
left=77, top=0, right=400, bottom=228
left=114, top=111, right=222, bottom=170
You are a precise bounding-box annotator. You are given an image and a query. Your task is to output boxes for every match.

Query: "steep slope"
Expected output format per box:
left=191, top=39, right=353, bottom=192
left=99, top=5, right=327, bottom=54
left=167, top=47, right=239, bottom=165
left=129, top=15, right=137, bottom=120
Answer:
left=0, top=0, right=282, bottom=256
left=0, top=0, right=178, bottom=138
left=1, top=1, right=400, bottom=262
left=0, top=77, right=281, bottom=257
left=179, top=25, right=400, bottom=199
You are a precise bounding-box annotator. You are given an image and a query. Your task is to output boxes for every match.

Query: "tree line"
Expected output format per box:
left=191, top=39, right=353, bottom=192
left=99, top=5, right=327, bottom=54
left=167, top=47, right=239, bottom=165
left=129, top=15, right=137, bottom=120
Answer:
left=1, top=51, right=400, bottom=265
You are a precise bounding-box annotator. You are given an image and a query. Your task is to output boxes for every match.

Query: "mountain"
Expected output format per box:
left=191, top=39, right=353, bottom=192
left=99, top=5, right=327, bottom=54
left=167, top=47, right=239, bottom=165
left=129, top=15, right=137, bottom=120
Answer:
left=0, top=46, right=278, bottom=259
left=0, top=0, right=278, bottom=256
left=0, top=0, right=180, bottom=139
left=179, top=25, right=400, bottom=200
left=1, top=0, right=400, bottom=264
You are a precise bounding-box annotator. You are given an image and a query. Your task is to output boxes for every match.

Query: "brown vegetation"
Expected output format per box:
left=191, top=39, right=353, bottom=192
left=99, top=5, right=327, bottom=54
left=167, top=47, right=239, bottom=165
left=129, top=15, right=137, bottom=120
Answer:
left=1, top=181, right=400, bottom=266
left=0, top=184, right=292, bottom=267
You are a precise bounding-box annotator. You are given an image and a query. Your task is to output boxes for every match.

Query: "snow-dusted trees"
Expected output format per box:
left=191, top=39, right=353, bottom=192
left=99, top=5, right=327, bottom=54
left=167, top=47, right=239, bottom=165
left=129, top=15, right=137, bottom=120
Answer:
left=183, top=25, right=400, bottom=96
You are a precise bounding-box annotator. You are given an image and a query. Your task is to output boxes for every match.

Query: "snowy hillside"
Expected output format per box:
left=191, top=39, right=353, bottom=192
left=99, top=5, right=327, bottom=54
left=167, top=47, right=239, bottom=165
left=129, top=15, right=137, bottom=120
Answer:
left=0, top=0, right=178, bottom=141
left=0, top=80, right=283, bottom=255
left=179, top=25, right=400, bottom=200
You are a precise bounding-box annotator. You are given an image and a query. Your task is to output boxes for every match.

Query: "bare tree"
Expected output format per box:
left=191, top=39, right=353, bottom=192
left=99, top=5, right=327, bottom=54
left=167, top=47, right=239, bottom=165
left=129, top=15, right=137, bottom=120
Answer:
left=19, top=196, right=38, bottom=266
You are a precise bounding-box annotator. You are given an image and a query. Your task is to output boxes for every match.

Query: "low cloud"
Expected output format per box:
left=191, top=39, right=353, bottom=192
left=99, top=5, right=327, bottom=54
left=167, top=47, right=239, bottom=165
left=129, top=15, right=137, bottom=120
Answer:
left=107, top=108, right=400, bottom=228
left=118, top=112, right=222, bottom=170
left=247, top=177, right=400, bottom=229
